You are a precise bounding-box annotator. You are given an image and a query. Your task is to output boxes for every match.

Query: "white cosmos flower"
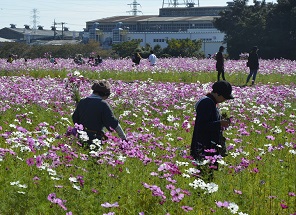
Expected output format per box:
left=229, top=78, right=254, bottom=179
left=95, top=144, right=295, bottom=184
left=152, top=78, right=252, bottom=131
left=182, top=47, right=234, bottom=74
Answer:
left=10, top=181, right=20, bottom=186
left=47, top=168, right=57, bottom=176
left=204, top=182, right=218, bottom=194
left=73, top=184, right=81, bottom=190
left=92, top=138, right=101, bottom=146
left=167, top=115, right=174, bottom=122
left=69, top=177, right=78, bottom=183
left=89, top=144, right=96, bottom=150
left=185, top=168, right=199, bottom=174
left=217, top=159, right=228, bottom=166
left=17, top=191, right=26, bottom=194
left=173, top=122, right=180, bottom=127
left=78, top=131, right=89, bottom=141
left=182, top=173, right=190, bottom=178
left=117, top=154, right=126, bottom=162
left=175, top=161, right=189, bottom=166
left=228, top=202, right=239, bottom=214
left=51, top=177, right=60, bottom=180
left=289, top=150, right=296, bottom=155
left=17, top=184, right=28, bottom=188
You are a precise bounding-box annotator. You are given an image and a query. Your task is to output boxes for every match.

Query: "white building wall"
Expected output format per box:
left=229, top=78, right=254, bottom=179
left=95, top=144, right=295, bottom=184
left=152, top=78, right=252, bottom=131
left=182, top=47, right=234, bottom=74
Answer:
left=97, top=29, right=226, bottom=56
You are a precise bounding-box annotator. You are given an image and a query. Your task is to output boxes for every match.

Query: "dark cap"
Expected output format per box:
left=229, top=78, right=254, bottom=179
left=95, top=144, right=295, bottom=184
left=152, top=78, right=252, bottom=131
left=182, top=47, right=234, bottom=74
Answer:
left=212, top=81, right=234, bottom=99
left=91, top=80, right=111, bottom=93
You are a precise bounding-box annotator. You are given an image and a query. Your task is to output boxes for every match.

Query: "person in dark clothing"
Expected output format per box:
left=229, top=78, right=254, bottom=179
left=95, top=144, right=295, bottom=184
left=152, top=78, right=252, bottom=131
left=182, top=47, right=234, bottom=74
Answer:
left=132, top=52, right=142, bottom=66
left=216, top=46, right=226, bottom=81
left=191, top=80, right=234, bottom=161
left=94, top=55, right=103, bottom=66
left=72, top=80, right=126, bottom=145
left=246, top=46, right=259, bottom=85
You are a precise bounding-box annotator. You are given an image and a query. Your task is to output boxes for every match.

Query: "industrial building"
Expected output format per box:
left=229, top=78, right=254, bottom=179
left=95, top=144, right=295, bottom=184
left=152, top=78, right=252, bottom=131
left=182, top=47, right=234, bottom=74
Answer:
left=84, top=1, right=228, bottom=55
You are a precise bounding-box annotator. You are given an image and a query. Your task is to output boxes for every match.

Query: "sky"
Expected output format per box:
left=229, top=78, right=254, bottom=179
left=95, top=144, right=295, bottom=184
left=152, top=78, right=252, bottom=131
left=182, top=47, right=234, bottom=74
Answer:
left=0, top=0, right=276, bottom=32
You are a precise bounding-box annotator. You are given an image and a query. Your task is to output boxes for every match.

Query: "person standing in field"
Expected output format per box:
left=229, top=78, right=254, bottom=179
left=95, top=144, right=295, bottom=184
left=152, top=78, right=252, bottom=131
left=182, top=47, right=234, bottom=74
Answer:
left=246, top=46, right=259, bottom=85
left=216, top=46, right=226, bottom=81
left=191, top=81, right=234, bottom=180
left=72, top=80, right=127, bottom=145
left=132, top=52, right=142, bottom=66
left=148, top=50, right=157, bottom=66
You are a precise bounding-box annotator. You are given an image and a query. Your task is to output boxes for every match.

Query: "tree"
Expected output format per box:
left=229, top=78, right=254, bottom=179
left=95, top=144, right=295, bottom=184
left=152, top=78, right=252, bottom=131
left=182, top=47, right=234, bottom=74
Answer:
left=214, top=0, right=296, bottom=60
left=265, top=0, right=296, bottom=59
left=214, top=0, right=272, bottom=59
left=111, top=39, right=141, bottom=58
left=163, top=38, right=203, bottom=57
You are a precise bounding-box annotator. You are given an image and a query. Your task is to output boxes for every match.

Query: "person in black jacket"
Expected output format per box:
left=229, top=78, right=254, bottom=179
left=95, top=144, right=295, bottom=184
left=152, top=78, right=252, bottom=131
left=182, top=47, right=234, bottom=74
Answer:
left=246, top=46, right=259, bottom=85
left=191, top=80, right=234, bottom=161
left=216, top=46, right=226, bottom=81
left=72, top=80, right=126, bottom=144
left=132, top=52, right=142, bottom=66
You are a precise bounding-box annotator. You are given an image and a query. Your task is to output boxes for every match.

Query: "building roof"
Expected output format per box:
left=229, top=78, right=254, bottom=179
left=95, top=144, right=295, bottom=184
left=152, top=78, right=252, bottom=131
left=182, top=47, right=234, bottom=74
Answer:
left=0, top=37, right=14, bottom=42
left=30, top=40, right=81, bottom=45
left=87, top=15, right=218, bottom=24
left=1, top=27, right=81, bottom=38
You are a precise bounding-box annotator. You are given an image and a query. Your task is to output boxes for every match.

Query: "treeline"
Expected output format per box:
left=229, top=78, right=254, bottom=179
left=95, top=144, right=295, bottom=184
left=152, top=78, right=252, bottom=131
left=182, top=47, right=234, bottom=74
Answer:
left=111, top=38, right=204, bottom=59
left=0, top=38, right=205, bottom=60
left=0, top=41, right=115, bottom=59
left=214, top=0, right=296, bottom=60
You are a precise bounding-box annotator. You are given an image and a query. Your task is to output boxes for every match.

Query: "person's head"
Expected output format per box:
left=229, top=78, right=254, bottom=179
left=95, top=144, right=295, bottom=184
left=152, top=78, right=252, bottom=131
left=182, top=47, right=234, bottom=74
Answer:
left=212, top=80, right=234, bottom=103
left=219, top=46, right=225, bottom=52
left=91, top=80, right=111, bottom=99
left=251, top=46, right=258, bottom=52
left=150, top=50, right=154, bottom=54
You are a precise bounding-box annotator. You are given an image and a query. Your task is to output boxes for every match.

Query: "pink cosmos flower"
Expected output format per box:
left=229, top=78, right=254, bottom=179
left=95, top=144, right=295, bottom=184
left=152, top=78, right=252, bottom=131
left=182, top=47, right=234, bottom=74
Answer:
left=280, top=203, right=288, bottom=209
left=26, top=158, right=35, bottom=166
left=234, top=189, right=242, bottom=195
left=266, top=135, right=275, bottom=140
left=171, top=188, right=185, bottom=202
left=181, top=206, right=193, bottom=212
left=288, top=192, right=295, bottom=196
left=216, top=201, right=229, bottom=208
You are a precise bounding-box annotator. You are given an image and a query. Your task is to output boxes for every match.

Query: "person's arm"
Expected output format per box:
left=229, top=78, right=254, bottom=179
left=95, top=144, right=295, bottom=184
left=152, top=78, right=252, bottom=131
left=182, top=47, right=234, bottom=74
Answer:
left=101, top=101, right=127, bottom=140
left=72, top=103, right=80, bottom=124
left=115, top=124, right=127, bottom=140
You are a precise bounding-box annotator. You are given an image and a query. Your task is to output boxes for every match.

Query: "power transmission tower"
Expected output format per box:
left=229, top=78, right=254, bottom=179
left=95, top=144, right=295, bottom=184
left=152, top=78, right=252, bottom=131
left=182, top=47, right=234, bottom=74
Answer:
left=31, top=8, right=39, bottom=33
left=127, top=0, right=142, bottom=16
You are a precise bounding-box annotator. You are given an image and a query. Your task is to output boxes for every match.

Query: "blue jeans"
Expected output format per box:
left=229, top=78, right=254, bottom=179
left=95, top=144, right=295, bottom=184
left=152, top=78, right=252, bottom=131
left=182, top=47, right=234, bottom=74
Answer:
left=246, top=68, right=258, bottom=84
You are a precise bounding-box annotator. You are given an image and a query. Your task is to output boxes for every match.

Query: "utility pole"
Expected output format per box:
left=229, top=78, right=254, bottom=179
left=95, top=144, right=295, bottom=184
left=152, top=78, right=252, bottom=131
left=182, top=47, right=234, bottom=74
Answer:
left=53, top=20, right=67, bottom=39
left=53, top=19, right=57, bottom=39
left=61, top=22, right=65, bottom=39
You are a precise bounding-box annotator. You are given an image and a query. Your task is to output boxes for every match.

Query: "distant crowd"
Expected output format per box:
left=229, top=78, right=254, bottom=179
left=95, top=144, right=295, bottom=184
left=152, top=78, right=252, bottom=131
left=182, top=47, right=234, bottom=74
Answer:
left=6, top=46, right=259, bottom=86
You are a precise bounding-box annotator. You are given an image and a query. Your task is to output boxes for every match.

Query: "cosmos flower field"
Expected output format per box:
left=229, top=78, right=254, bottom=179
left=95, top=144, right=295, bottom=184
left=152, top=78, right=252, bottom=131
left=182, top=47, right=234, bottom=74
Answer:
left=0, top=58, right=295, bottom=215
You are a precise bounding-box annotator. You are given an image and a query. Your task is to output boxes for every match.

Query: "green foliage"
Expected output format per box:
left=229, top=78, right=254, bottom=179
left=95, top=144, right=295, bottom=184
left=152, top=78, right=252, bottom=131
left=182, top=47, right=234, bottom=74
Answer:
left=163, top=38, right=203, bottom=57
left=213, top=0, right=296, bottom=60
left=112, top=39, right=141, bottom=58
left=0, top=41, right=114, bottom=59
